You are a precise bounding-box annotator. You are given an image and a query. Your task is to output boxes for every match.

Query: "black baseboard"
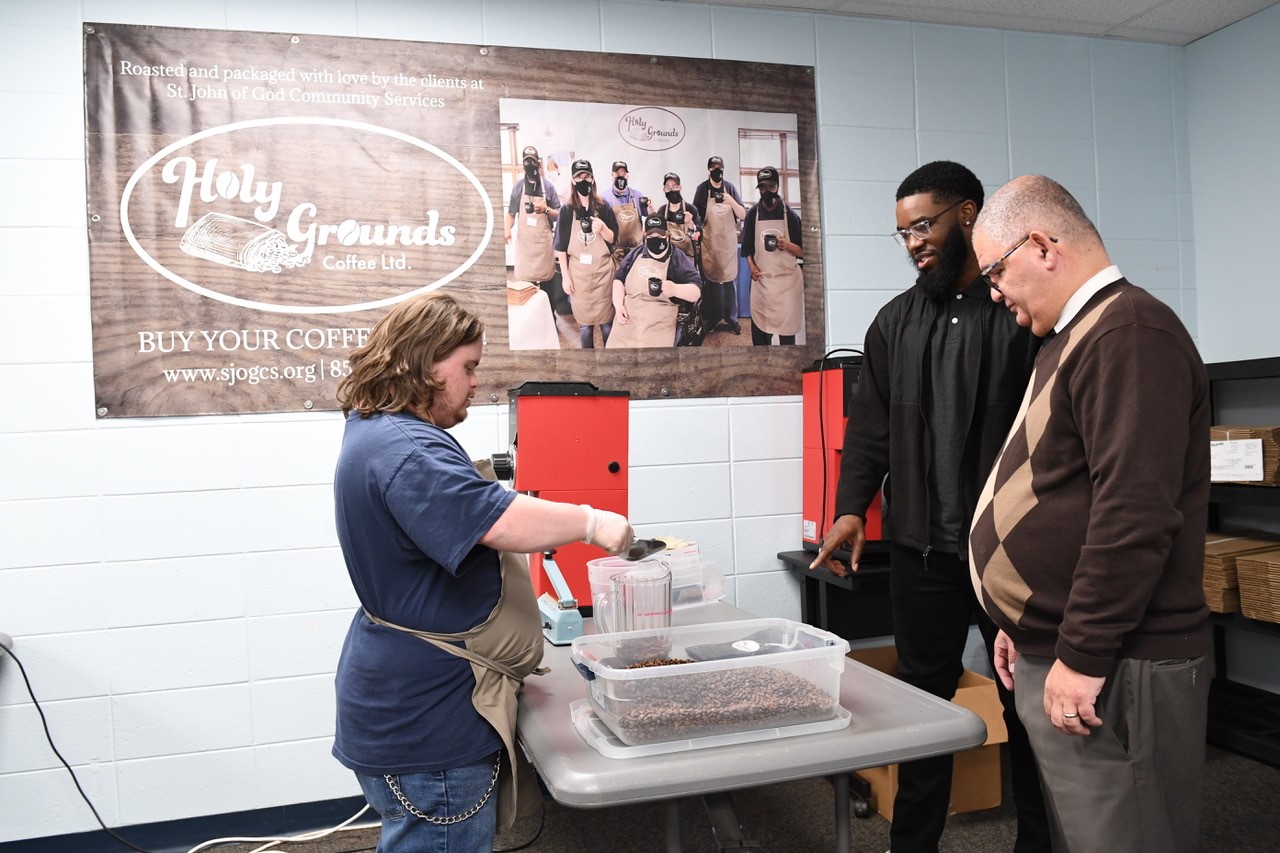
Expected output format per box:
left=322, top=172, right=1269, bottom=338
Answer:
left=0, top=795, right=371, bottom=853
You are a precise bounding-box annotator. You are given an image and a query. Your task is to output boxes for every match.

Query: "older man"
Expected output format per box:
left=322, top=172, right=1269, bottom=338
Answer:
left=969, top=175, right=1211, bottom=853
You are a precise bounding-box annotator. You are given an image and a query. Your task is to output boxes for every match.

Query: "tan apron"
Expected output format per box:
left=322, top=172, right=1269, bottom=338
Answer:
left=612, top=200, right=642, bottom=249
left=566, top=217, right=616, bottom=325
left=751, top=213, right=803, bottom=336
left=363, top=550, right=546, bottom=832
left=513, top=189, right=555, bottom=282
left=666, top=210, right=695, bottom=260
left=605, top=255, right=678, bottom=348
left=701, top=196, right=739, bottom=282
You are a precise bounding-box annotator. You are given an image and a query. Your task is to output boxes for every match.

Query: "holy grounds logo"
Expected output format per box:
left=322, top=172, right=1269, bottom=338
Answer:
left=120, top=117, right=494, bottom=315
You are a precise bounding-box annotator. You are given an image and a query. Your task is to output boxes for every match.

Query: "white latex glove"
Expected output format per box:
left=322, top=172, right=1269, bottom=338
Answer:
left=580, top=505, right=635, bottom=555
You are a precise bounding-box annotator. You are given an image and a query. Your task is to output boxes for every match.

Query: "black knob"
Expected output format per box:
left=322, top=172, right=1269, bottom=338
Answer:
left=491, top=452, right=514, bottom=480
left=608, top=461, right=620, bottom=474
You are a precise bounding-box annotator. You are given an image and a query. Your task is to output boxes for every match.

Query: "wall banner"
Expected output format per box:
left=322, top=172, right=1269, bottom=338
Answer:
left=85, top=23, right=824, bottom=417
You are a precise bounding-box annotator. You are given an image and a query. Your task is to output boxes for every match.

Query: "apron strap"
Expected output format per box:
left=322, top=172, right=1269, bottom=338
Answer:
left=362, top=609, right=528, bottom=681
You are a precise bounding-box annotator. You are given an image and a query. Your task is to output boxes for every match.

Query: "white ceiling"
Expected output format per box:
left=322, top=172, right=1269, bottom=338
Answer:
left=689, top=0, right=1279, bottom=45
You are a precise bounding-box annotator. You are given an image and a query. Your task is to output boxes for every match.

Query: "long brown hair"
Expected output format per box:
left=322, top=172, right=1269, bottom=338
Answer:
left=337, top=292, right=484, bottom=417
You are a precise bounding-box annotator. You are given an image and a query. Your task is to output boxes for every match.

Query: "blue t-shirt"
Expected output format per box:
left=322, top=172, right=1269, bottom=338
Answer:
left=331, top=411, right=517, bottom=775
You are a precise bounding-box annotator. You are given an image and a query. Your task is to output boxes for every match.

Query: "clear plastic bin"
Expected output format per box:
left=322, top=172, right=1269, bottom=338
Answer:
left=570, top=618, right=849, bottom=746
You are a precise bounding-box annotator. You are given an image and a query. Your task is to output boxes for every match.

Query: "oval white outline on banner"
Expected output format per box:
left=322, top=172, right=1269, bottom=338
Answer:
left=119, top=116, right=495, bottom=315
left=617, top=107, right=686, bottom=153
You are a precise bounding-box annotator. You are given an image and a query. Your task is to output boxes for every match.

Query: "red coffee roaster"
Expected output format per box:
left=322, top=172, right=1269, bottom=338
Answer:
left=495, top=381, right=629, bottom=604
left=801, top=354, right=884, bottom=559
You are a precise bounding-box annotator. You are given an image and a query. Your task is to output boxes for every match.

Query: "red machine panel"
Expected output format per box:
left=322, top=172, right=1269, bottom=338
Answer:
left=508, top=383, right=629, bottom=601
left=528, top=489, right=627, bottom=600
left=511, top=392, right=629, bottom=494
left=802, top=357, right=883, bottom=553
left=802, top=366, right=850, bottom=453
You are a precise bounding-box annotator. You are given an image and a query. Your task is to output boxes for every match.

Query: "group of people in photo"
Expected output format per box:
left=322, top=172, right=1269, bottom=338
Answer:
left=504, top=147, right=804, bottom=348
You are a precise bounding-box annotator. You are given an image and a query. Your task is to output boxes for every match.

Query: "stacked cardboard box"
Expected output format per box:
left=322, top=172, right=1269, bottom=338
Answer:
left=1211, top=425, right=1280, bottom=485
left=847, top=645, right=1007, bottom=819
left=1204, top=532, right=1280, bottom=613
left=1237, top=549, right=1280, bottom=624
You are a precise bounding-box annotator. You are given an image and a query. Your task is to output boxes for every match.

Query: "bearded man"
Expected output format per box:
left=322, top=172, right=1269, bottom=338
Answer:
left=810, top=161, right=1049, bottom=853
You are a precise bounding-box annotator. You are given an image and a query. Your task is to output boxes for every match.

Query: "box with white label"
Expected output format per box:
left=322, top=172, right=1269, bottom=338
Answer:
left=1210, top=425, right=1280, bottom=485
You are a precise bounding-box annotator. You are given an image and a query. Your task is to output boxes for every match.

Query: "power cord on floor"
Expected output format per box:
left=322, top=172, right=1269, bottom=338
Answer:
left=0, top=643, right=382, bottom=853
left=493, top=800, right=546, bottom=852
left=0, top=644, right=155, bottom=853
left=183, top=803, right=376, bottom=852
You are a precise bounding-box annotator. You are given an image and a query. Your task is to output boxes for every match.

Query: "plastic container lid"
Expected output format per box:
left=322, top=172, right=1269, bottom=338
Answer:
left=588, top=551, right=725, bottom=610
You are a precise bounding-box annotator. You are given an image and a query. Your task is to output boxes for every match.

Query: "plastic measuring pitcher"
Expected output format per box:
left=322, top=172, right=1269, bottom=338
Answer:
left=593, top=562, right=673, bottom=634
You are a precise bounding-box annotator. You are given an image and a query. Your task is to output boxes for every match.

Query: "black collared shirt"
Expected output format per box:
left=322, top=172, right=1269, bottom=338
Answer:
left=925, top=276, right=988, bottom=553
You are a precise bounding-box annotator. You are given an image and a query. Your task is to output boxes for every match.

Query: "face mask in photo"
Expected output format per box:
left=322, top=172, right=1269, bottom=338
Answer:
left=524, top=162, right=538, bottom=179
left=646, top=236, right=669, bottom=256
left=665, top=189, right=681, bottom=204
left=710, top=168, right=724, bottom=182
left=614, top=176, right=628, bottom=191
left=760, top=190, right=780, bottom=207
left=575, top=179, right=593, bottom=197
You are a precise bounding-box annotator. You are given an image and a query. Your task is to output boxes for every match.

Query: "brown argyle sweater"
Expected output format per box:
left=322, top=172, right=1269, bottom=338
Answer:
left=968, top=280, right=1211, bottom=677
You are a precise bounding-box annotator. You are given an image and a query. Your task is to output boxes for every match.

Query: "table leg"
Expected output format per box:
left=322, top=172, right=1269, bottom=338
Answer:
left=833, top=773, right=851, bottom=852
left=666, top=799, right=682, bottom=853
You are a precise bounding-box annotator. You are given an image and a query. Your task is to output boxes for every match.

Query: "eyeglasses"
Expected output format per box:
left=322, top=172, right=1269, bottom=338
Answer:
left=891, top=201, right=962, bottom=246
left=979, top=235, right=1031, bottom=292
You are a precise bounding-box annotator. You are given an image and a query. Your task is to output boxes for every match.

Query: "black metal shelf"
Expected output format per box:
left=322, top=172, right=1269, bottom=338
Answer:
left=1207, top=356, right=1280, bottom=382
left=778, top=550, right=893, bottom=640
left=1206, top=357, right=1280, bottom=766
left=1209, top=611, right=1280, bottom=639
left=1210, top=483, right=1280, bottom=506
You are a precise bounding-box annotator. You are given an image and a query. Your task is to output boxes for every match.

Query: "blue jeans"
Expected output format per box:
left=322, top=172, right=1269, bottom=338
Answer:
left=355, top=751, right=500, bottom=853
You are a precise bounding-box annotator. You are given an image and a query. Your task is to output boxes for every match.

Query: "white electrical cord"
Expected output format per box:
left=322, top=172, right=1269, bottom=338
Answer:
left=184, top=803, right=376, bottom=853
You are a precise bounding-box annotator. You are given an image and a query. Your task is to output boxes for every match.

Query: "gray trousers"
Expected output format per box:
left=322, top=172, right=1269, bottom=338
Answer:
left=1014, top=653, right=1209, bottom=853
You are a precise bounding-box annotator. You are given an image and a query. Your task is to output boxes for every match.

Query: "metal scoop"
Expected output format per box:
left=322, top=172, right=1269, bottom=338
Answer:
left=621, top=537, right=669, bottom=561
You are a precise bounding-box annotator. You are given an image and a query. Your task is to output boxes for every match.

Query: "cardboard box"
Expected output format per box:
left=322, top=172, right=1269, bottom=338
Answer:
left=1237, top=548, right=1280, bottom=624
left=1203, top=532, right=1280, bottom=613
left=848, top=645, right=1008, bottom=820
left=1210, top=425, right=1280, bottom=485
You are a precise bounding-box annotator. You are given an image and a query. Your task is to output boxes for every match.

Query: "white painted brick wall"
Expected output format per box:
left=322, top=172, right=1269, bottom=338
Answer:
left=251, top=675, right=339, bottom=744
left=0, top=0, right=1213, bottom=843
left=113, top=685, right=254, bottom=760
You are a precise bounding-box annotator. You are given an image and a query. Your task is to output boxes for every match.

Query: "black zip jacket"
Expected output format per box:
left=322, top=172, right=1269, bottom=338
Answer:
left=834, top=279, right=1039, bottom=558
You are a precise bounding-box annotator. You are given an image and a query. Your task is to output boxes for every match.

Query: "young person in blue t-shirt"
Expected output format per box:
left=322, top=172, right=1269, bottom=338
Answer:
left=331, top=292, right=634, bottom=852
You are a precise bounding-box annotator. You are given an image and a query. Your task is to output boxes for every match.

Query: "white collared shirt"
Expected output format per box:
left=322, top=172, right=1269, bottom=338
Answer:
left=1053, top=265, right=1122, bottom=334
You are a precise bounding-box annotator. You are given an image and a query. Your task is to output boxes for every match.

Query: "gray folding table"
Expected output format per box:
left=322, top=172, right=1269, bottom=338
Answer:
left=516, top=602, right=987, bottom=851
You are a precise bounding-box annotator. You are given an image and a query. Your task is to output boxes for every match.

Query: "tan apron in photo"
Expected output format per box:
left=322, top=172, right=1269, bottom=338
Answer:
left=667, top=212, right=695, bottom=260
left=363, top=545, right=546, bottom=831
left=701, top=196, right=739, bottom=283
left=751, top=214, right=803, bottom=336
left=514, top=189, right=555, bottom=282
left=612, top=200, right=642, bottom=249
left=566, top=220, right=616, bottom=326
left=605, top=255, right=678, bottom=348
